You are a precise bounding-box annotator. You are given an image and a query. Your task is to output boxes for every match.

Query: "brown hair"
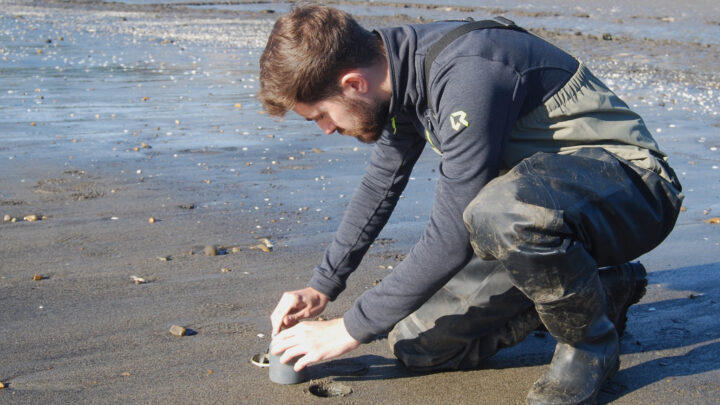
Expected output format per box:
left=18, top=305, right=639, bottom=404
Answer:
left=258, top=4, right=384, bottom=116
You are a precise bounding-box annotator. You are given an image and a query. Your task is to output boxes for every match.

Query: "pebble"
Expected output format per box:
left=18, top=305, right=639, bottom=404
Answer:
left=705, top=217, right=720, bottom=224
left=33, top=274, right=44, bottom=281
left=3, top=214, right=11, bottom=222
left=221, top=267, right=231, bottom=273
left=148, top=216, right=156, bottom=224
left=0, top=381, right=5, bottom=389
left=204, top=245, right=218, bottom=256
left=169, top=325, right=187, bottom=336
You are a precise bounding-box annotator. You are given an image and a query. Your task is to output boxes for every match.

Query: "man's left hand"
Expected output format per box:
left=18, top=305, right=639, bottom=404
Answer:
left=270, top=318, right=360, bottom=371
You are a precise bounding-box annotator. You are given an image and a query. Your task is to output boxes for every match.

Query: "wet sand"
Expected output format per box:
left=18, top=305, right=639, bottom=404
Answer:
left=1, top=0, right=719, bottom=403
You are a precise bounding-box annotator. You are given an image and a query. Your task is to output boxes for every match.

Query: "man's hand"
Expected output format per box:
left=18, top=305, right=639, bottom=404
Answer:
left=271, top=287, right=329, bottom=337
left=270, top=318, right=361, bottom=371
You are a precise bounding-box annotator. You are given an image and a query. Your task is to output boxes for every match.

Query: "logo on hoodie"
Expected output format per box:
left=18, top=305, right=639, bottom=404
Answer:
left=449, top=111, right=469, bottom=131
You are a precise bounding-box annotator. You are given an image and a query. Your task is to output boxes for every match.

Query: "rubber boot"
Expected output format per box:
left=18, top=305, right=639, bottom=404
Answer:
left=534, top=261, right=647, bottom=337
left=526, top=272, right=619, bottom=405
left=598, top=262, right=647, bottom=337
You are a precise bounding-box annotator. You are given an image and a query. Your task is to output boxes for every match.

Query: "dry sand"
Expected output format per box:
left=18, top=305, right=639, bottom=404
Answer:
left=1, top=0, right=719, bottom=403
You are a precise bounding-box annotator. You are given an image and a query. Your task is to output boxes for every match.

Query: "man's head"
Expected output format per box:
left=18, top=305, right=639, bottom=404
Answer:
left=259, top=4, right=390, bottom=143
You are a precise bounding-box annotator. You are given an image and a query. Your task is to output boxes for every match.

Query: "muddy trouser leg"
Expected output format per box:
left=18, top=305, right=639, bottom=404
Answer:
left=389, top=256, right=540, bottom=371
left=462, top=148, right=683, bottom=403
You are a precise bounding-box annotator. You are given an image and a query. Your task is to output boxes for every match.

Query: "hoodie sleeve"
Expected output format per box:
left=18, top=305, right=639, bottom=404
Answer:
left=308, top=120, right=426, bottom=300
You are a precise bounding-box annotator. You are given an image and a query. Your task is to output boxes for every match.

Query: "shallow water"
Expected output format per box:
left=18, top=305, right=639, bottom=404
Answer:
left=1, top=0, right=718, bottom=241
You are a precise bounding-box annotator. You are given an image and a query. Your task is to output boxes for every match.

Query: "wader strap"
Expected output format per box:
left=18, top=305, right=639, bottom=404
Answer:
left=424, top=17, right=527, bottom=114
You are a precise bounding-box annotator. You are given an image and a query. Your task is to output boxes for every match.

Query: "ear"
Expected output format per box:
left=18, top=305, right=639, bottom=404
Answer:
left=339, top=71, right=369, bottom=96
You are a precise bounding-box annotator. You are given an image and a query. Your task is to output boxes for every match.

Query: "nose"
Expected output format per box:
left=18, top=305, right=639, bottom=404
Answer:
left=317, top=119, right=336, bottom=135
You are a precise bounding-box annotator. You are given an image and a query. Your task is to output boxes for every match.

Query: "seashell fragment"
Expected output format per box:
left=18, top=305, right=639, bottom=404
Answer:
left=24, top=213, right=39, bottom=222
left=250, top=352, right=270, bottom=368
left=169, top=325, right=187, bottom=337
left=131, top=275, right=146, bottom=284
left=257, top=238, right=274, bottom=248
left=250, top=243, right=270, bottom=253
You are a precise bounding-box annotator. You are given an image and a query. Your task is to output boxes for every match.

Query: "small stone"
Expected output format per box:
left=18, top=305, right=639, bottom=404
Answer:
left=148, top=217, right=155, bottom=224
left=231, top=246, right=241, bottom=253
left=121, top=372, right=131, bottom=377
left=33, top=274, right=44, bottom=281
left=157, top=256, right=169, bottom=261
left=204, top=245, right=218, bottom=256
left=234, top=103, right=243, bottom=108
left=0, top=381, right=5, bottom=389
left=704, top=217, right=720, bottom=224
left=204, top=179, right=211, bottom=184
left=30, top=121, right=37, bottom=127
left=142, top=96, right=149, bottom=102
left=221, top=268, right=231, bottom=273
left=311, top=148, right=324, bottom=153
left=3, top=214, right=10, bottom=222
left=169, top=325, right=187, bottom=337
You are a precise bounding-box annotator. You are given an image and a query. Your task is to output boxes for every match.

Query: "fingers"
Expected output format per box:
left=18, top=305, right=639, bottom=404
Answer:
left=270, top=292, right=303, bottom=336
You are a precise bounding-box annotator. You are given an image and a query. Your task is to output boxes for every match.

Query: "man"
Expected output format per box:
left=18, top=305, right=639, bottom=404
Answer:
left=259, top=4, right=683, bottom=404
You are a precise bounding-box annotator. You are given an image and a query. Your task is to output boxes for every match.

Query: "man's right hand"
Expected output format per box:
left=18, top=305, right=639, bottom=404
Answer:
left=271, top=287, right=329, bottom=337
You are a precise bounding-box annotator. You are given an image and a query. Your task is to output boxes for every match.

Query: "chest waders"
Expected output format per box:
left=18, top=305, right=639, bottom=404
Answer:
left=396, top=19, right=679, bottom=404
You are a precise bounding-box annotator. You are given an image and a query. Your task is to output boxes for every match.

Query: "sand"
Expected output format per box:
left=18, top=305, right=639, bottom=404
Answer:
left=1, top=0, right=719, bottom=403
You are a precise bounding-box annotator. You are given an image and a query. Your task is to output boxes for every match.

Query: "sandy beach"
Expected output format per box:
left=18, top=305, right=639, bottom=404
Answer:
left=1, top=0, right=719, bottom=403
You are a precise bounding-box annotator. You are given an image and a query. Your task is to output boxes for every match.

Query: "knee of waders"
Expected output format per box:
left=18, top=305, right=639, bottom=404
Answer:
left=463, top=179, right=566, bottom=262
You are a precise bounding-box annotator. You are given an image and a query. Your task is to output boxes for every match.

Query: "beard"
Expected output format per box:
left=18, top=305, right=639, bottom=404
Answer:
left=339, top=96, right=390, bottom=144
